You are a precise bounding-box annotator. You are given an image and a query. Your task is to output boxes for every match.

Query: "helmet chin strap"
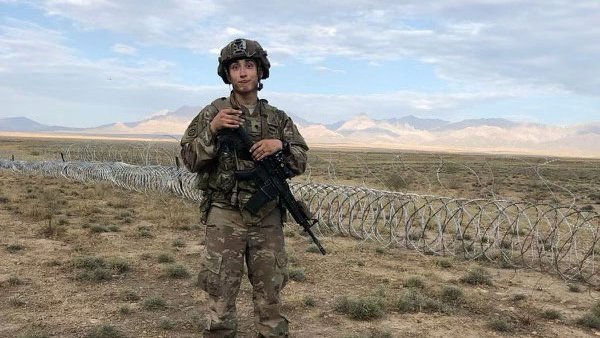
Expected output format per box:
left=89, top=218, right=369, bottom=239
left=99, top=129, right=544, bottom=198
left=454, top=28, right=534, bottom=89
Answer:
left=257, top=65, right=264, bottom=91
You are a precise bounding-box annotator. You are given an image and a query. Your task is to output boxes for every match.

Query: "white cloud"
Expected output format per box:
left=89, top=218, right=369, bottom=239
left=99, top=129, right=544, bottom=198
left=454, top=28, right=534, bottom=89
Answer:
left=224, top=27, right=245, bottom=37
left=0, top=19, right=225, bottom=126
left=149, top=109, right=170, bottom=117
left=111, top=43, right=137, bottom=56
left=315, top=66, right=345, bottom=74
left=23, top=0, right=600, bottom=97
left=263, top=88, right=522, bottom=124
left=38, top=0, right=221, bottom=47
left=1, top=0, right=599, bottom=127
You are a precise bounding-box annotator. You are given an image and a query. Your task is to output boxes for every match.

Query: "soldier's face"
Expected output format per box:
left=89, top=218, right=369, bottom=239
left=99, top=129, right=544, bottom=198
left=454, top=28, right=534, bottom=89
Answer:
left=228, top=59, right=259, bottom=94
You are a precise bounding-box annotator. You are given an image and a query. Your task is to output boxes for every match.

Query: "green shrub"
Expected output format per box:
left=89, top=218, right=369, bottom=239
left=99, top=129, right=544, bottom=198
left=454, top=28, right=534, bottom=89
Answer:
left=172, top=238, right=186, bottom=248
left=591, top=302, right=600, bottom=317
left=334, top=296, right=386, bottom=320
left=396, top=288, right=446, bottom=313
left=435, top=259, right=452, bottom=268
left=8, top=276, right=25, bottom=286
left=72, top=256, right=129, bottom=282
left=122, top=290, right=140, bottom=302
left=85, top=324, right=126, bottom=338
left=512, top=293, right=527, bottom=301
left=76, top=268, right=112, bottom=282
left=142, top=297, right=167, bottom=311
left=578, top=313, right=600, bottom=329
left=9, top=296, right=26, bottom=307
left=19, top=334, right=49, bottom=338
left=118, top=305, right=131, bottom=315
left=117, top=210, right=132, bottom=219
left=542, top=309, right=561, bottom=320
left=440, top=285, right=464, bottom=304
left=73, top=256, right=106, bottom=270
left=157, top=253, right=175, bottom=263
left=108, top=258, right=131, bottom=273
left=489, top=318, right=513, bottom=332
left=305, top=244, right=321, bottom=253
left=289, top=267, right=306, bottom=282
left=164, top=264, right=190, bottom=279
left=283, top=227, right=297, bottom=238
left=403, top=276, right=425, bottom=289
left=159, top=318, right=175, bottom=330
left=137, top=226, right=153, bottom=238
left=460, top=267, right=493, bottom=286
left=90, top=225, right=109, bottom=233
left=39, top=221, right=65, bottom=238
left=303, top=296, right=316, bottom=307
left=7, top=244, right=25, bottom=253
left=108, top=225, right=120, bottom=232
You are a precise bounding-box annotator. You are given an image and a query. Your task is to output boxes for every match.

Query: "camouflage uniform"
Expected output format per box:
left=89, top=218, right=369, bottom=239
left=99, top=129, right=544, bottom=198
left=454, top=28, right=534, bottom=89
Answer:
left=181, top=92, right=308, bottom=337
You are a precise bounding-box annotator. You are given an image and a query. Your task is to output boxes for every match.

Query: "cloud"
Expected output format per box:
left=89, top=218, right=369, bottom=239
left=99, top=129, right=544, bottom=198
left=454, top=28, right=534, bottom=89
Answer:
left=111, top=43, right=137, bottom=55
left=263, top=88, right=520, bottom=124
left=1, top=1, right=599, bottom=127
left=315, top=66, right=346, bottom=74
left=0, top=19, right=225, bottom=126
left=25, top=0, right=599, bottom=96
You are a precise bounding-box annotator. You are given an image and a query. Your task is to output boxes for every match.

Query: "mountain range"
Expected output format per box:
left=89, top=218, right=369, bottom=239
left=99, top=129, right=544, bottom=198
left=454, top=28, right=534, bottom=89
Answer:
left=1, top=107, right=599, bottom=158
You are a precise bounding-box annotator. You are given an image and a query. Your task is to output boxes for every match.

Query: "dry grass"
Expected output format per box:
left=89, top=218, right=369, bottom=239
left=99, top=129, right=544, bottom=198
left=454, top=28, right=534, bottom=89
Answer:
left=1, top=137, right=600, bottom=337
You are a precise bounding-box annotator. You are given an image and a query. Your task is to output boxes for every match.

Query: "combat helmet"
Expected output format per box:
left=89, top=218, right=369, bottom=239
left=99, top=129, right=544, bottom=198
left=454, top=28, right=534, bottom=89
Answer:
left=217, top=38, right=271, bottom=85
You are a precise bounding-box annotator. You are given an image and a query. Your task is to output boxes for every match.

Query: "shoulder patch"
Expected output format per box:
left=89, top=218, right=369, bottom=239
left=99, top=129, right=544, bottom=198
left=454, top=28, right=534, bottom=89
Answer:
left=186, top=116, right=199, bottom=137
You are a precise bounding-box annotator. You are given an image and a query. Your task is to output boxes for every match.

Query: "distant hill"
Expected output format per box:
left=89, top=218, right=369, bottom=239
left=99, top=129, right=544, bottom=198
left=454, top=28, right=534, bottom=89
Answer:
left=1, top=110, right=599, bottom=158
left=439, top=118, right=519, bottom=131
left=388, top=115, right=450, bottom=131
left=0, top=117, right=56, bottom=132
left=0, top=117, right=84, bottom=132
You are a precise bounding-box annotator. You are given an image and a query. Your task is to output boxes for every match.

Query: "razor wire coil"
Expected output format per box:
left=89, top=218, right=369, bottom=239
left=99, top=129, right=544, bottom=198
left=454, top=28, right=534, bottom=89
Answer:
left=1, top=158, right=599, bottom=285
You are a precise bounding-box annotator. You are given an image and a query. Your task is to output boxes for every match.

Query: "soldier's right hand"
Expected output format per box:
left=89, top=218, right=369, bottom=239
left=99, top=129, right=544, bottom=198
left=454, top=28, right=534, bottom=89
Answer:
left=209, top=108, right=244, bottom=133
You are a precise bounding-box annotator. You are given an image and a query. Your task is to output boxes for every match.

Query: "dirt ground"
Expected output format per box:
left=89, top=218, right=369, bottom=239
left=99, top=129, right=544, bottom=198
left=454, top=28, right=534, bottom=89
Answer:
left=2, top=170, right=600, bottom=338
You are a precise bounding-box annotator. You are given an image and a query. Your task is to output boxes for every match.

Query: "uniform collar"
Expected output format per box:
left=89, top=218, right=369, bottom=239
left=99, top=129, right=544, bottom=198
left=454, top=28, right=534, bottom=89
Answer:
left=228, top=92, right=265, bottom=116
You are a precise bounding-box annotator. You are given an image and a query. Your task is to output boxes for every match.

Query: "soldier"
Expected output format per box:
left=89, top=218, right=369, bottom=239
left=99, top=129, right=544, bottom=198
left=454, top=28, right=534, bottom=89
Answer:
left=180, top=38, right=308, bottom=337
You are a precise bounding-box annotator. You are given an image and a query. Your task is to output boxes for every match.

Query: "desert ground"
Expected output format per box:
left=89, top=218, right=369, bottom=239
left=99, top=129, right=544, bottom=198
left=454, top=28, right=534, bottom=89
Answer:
left=1, top=136, right=600, bottom=338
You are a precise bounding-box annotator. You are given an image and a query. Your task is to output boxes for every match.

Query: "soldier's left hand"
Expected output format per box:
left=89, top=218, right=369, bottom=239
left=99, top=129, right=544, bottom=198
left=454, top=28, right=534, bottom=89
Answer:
left=250, top=139, right=283, bottom=161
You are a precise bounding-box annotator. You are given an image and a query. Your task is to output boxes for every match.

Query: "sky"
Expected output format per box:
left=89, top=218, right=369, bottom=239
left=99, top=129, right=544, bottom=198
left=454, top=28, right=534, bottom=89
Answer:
left=1, top=0, right=599, bottom=128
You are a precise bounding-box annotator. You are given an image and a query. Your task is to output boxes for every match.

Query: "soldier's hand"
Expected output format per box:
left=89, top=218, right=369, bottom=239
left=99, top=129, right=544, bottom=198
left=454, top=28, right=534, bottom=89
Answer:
left=209, top=108, right=244, bottom=133
left=250, top=139, right=283, bottom=161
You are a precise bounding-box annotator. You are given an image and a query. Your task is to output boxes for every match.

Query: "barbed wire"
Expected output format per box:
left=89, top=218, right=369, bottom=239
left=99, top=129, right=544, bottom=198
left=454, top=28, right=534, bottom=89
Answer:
left=59, top=141, right=182, bottom=167
left=1, top=158, right=599, bottom=286
left=4, top=142, right=595, bottom=206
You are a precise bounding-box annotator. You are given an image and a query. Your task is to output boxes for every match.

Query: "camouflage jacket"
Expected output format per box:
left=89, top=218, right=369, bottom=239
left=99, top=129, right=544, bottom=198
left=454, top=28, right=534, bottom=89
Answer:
left=180, top=94, right=308, bottom=223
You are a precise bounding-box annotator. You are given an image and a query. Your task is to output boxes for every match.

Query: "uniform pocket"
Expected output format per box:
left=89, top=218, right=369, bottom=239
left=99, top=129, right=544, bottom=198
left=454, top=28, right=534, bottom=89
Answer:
left=214, top=171, right=235, bottom=192
left=212, top=148, right=236, bottom=192
left=267, top=121, right=281, bottom=139
left=274, top=251, right=289, bottom=290
left=197, top=251, right=223, bottom=296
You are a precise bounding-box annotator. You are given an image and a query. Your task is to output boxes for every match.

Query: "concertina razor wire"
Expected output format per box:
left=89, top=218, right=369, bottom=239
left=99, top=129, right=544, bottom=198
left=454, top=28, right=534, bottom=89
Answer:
left=1, top=158, right=599, bottom=286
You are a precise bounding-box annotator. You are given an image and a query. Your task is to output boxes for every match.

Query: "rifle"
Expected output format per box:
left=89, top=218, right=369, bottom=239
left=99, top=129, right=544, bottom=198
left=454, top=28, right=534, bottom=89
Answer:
left=222, top=127, right=326, bottom=255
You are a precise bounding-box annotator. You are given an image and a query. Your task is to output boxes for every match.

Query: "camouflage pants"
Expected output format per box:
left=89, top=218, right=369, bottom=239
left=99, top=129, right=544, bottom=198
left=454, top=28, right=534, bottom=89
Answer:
left=198, top=206, right=289, bottom=338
